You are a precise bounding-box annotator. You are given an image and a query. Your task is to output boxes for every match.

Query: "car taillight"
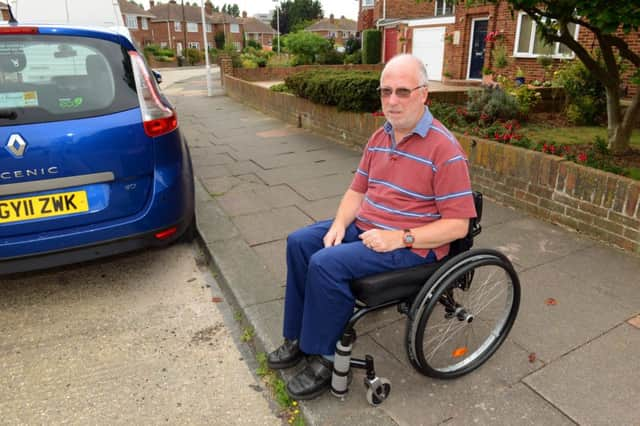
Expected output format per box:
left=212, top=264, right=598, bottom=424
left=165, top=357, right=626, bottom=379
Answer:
left=129, top=51, right=178, bottom=138
left=155, top=227, right=178, bottom=240
left=0, top=27, right=39, bottom=34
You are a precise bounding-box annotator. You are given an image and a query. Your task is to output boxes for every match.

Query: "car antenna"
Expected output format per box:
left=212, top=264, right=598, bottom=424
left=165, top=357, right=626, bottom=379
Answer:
left=7, top=4, right=18, bottom=24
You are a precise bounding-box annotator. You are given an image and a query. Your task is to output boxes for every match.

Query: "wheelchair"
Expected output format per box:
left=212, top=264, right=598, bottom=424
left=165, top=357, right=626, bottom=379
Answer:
left=330, top=192, right=521, bottom=406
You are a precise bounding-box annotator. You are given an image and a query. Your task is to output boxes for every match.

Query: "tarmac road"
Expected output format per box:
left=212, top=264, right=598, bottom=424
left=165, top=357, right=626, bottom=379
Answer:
left=0, top=242, right=279, bottom=425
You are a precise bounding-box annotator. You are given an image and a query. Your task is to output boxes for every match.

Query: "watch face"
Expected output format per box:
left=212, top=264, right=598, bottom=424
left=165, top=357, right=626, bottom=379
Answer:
left=404, top=233, right=414, bottom=244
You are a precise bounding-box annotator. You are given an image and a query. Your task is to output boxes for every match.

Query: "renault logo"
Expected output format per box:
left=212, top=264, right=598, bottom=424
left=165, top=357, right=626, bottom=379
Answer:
left=5, top=134, right=27, bottom=158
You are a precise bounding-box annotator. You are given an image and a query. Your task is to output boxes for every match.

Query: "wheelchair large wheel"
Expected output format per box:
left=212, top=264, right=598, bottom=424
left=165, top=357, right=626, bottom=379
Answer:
left=406, top=249, right=520, bottom=379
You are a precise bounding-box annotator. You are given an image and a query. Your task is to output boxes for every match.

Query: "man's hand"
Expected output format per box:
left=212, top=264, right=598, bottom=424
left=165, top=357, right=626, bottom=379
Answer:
left=323, top=222, right=346, bottom=247
left=359, top=229, right=403, bottom=252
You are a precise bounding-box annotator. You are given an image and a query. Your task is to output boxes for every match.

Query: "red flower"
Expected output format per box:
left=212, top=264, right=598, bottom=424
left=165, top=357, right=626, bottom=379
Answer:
left=578, top=152, right=588, bottom=163
left=372, top=111, right=385, bottom=116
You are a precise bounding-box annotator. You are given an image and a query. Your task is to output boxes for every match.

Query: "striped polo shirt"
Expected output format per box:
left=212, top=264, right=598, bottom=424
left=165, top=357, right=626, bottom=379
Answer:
left=350, top=107, right=476, bottom=260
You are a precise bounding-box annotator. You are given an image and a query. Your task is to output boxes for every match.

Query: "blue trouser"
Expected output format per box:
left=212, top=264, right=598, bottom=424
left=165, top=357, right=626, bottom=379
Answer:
left=282, top=219, right=436, bottom=355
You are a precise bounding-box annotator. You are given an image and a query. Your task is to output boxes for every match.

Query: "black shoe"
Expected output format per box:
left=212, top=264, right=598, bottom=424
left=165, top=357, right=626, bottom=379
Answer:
left=267, top=339, right=303, bottom=369
left=286, top=355, right=333, bottom=400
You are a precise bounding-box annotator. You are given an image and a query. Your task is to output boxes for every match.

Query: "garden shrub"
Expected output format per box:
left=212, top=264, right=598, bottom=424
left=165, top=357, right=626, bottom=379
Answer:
left=466, top=87, right=520, bottom=123
left=344, top=36, right=361, bottom=55
left=344, top=50, right=362, bottom=64
left=362, top=29, right=381, bottom=64
left=184, top=48, right=202, bottom=65
left=554, top=60, right=606, bottom=125
left=246, top=39, right=262, bottom=50
left=285, top=70, right=381, bottom=112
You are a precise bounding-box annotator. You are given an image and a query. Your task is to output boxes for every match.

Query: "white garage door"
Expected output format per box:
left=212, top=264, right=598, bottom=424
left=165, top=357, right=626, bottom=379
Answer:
left=412, top=27, right=446, bottom=81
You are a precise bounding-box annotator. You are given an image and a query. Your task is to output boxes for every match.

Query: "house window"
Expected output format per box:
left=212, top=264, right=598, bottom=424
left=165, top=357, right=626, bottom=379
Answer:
left=125, top=15, right=138, bottom=29
left=187, top=22, right=198, bottom=32
left=160, top=41, right=168, bottom=48
left=434, top=0, right=454, bottom=16
left=174, top=21, right=182, bottom=32
left=514, top=12, right=578, bottom=58
left=206, top=23, right=212, bottom=33
left=362, top=0, right=374, bottom=7
left=233, top=41, right=241, bottom=51
left=189, top=42, right=200, bottom=49
left=230, top=24, right=239, bottom=33
left=141, top=18, right=148, bottom=30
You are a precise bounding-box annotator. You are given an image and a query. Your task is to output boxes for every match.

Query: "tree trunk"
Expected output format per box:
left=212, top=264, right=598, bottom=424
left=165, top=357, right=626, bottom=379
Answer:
left=608, top=88, right=640, bottom=155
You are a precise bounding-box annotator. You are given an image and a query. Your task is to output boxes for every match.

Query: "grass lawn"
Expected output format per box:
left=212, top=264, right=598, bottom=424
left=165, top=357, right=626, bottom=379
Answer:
left=520, top=124, right=640, bottom=148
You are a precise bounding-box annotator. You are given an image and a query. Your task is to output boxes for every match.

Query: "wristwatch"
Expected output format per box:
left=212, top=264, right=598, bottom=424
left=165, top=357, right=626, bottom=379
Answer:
left=403, top=229, right=414, bottom=248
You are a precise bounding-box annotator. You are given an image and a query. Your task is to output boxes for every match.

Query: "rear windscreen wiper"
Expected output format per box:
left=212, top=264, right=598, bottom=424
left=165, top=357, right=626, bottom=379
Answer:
left=0, top=110, right=18, bottom=120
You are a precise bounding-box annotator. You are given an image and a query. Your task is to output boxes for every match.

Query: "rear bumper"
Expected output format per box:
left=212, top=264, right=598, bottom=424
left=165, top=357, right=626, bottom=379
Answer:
left=0, top=216, right=193, bottom=275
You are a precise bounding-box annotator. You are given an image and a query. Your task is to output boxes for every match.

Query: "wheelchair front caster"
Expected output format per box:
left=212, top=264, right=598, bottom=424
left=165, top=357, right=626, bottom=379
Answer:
left=365, top=377, right=391, bottom=406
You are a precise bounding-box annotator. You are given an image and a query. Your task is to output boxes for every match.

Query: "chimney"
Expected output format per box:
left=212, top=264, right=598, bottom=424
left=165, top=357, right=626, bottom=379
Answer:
left=205, top=1, right=213, bottom=15
left=242, top=11, right=247, bottom=18
left=149, top=0, right=155, bottom=7
left=329, top=14, right=334, bottom=24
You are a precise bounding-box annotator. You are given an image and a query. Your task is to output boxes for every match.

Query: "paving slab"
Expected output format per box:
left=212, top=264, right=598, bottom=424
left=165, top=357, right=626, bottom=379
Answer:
left=541, top=245, right=640, bottom=311
left=524, top=323, right=640, bottom=425
left=510, top=262, right=634, bottom=362
left=253, top=240, right=288, bottom=285
left=477, top=218, right=594, bottom=269
left=231, top=206, right=314, bottom=246
left=205, top=237, right=281, bottom=309
left=288, top=172, right=357, bottom=201
left=195, top=197, right=240, bottom=244
left=217, top=185, right=306, bottom=216
left=298, top=195, right=343, bottom=221
left=200, top=173, right=267, bottom=196
left=256, top=157, right=360, bottom=186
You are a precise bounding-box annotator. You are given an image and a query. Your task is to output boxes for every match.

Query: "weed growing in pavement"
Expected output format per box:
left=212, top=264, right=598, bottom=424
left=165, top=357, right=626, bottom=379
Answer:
left=255, top=352, right=305, bottom=425
left=234, top=310, right=243, bottom=322
left=240, top=326, right=255, bottom=342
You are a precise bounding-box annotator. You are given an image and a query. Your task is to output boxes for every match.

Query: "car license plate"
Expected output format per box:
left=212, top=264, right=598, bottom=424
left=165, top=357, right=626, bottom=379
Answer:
left=0, top=191, right=89, bottom=224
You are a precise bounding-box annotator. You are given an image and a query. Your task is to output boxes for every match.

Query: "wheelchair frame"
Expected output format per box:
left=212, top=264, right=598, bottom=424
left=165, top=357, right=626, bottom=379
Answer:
left=330, top=192, right=521, bottom=406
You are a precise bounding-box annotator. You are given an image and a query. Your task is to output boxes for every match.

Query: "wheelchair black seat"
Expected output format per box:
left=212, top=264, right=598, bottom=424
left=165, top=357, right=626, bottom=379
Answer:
left=351, top=262, right=441, bottom=306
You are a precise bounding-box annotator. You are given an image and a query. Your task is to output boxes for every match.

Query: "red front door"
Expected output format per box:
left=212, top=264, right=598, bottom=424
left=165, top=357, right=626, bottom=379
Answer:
left=384, top=28, right=398, bottom=62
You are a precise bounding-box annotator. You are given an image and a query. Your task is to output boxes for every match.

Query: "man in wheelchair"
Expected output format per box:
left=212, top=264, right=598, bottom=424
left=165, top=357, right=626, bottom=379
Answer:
left=268, top=54, right=478, bottom=401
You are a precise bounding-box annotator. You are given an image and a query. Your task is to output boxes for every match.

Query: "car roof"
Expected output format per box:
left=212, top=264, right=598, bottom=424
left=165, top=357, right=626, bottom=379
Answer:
left=0, top=23, right=136, bottom=50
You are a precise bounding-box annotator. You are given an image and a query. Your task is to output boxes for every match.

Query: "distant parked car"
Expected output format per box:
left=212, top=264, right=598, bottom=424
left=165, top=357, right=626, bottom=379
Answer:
left=0, top=23, right=195, bottom=274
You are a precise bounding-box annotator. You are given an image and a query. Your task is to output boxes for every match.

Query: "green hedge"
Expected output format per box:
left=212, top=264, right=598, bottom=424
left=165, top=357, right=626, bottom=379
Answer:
left=284, top=70, right=381, bottom=112
left=362, top=29, right=381, bottom=64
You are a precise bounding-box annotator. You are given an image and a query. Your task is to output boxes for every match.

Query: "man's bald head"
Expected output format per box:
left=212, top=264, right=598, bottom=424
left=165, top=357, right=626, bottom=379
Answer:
left=380, top=54, right=429, bottom=88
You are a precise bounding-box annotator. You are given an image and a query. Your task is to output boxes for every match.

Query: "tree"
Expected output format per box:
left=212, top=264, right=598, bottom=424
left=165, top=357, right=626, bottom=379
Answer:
left=283, top=31, right=330, bottom=64
left=221, top=3, right=240, bottom=17
left=419, top=0, right=640, bottom=154
left=272, top=0, right=323, bottom=35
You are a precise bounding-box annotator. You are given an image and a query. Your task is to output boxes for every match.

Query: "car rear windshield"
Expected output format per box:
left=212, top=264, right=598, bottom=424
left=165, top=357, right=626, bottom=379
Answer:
left=0, top=34, right=138, bottom=126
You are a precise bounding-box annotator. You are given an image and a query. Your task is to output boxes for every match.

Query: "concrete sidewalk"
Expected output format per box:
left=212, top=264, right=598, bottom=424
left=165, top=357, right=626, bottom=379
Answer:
left=166, top=75, right=640, bottom=425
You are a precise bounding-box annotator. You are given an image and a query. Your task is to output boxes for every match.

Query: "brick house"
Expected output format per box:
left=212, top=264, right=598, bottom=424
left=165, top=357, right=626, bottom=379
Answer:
left=148, top=0, right=219, bottom=55
left=207, top=11, right=244, bottom=51
left=238, top=11, right=276, bottom=49
left=357, top=0, right=638, bottom=96
left=305, top=14, right=357, bottom=46
left=118, top=0, right=156, bottom=49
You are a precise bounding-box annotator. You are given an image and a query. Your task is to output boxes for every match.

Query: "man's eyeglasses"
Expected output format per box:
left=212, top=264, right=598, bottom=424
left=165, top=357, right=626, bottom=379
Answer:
left=377, top=85, right=425, bottom=98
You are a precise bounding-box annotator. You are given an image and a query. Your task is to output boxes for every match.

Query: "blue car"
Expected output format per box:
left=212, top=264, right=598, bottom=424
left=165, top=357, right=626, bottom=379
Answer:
left=0, top=23, right=195, bottom=274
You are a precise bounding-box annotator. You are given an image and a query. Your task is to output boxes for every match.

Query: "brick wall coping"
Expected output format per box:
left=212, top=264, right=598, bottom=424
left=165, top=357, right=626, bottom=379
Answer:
left=222, top=74, right=640, bottom=255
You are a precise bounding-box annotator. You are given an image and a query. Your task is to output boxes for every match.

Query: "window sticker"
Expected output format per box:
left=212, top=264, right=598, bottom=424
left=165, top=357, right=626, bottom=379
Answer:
left=58, top=97, right=84, bottom=108
left=0, top=91, right=39, bottom=108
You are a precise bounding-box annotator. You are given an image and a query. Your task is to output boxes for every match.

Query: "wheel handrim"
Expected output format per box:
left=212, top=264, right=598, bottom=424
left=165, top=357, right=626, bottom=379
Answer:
left=421, top=262, right=515, bottom=373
